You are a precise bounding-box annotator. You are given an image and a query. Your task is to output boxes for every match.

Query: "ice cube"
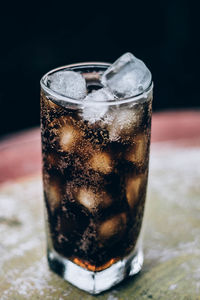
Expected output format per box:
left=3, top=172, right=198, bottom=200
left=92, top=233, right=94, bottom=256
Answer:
left=46, top=181, right=61, bottom=213
left=48, top=116, right=83, bottom=151
left=82, top=88, right=114, bottom=123
left=98, top=212, right=127, bottom=243
left=108, top=109, right=140, bottom=141
left=101, top=52, right=152, bottom=98
left=48, top=70, right=87, bottom=99
left=77, top=187, right=112, bottom=212
left=126, top=174, right=147, bottom=210
left=89, top=152, right=112, bottom=174
left=125, top=133, right=148, bottom=164
left=59, top=124, right=82, bottom=152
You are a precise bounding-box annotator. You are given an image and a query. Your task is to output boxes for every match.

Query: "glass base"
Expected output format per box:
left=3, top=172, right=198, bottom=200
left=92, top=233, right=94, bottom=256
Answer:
left=47, top=247, right=143, bottom=294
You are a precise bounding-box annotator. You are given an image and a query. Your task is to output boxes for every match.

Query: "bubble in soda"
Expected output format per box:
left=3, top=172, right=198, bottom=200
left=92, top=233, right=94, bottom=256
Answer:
left=101, top=52, right=151, bottom=98
left=48, top=70, right=87, bottom=99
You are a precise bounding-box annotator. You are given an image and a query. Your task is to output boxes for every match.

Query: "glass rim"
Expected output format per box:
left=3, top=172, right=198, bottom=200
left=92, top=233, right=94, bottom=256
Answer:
left=40, top=62, right=153, bottom=106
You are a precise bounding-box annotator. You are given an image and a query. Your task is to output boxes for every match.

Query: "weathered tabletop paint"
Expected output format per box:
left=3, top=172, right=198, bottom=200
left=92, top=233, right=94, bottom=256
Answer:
left=0, top=144, right=200, bottom=299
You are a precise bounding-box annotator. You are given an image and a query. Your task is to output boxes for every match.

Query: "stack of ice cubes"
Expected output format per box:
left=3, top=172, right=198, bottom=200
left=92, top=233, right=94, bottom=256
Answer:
left=47, top=52, right=152, bottom=123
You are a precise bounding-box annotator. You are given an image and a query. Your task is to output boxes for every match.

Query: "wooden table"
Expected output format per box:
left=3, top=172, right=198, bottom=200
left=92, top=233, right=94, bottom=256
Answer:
left=0, top=110, right=200, bottom=299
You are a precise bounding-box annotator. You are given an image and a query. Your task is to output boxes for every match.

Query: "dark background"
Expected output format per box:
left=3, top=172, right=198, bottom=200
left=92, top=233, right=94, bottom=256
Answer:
left=0, top=0, right=199, bottom=137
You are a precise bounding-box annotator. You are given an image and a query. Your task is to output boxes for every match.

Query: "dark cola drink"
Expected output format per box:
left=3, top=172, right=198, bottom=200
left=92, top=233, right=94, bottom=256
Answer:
left=40, top=53, right=153, bottom=294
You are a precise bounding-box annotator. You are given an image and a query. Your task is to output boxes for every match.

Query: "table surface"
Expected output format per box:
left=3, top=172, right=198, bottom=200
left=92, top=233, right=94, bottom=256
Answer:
left=0, top=110, right=200, bottom=299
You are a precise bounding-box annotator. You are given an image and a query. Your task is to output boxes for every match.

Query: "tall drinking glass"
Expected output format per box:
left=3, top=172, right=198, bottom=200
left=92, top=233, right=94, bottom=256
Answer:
left=40, top=63, right=153, bottom=294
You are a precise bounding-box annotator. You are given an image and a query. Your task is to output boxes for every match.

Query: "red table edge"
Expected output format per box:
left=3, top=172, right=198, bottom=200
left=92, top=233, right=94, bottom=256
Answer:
left=0, top=110, right=200, bottom=184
